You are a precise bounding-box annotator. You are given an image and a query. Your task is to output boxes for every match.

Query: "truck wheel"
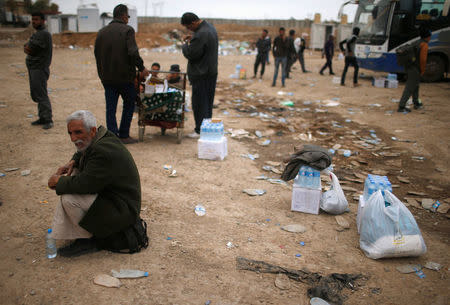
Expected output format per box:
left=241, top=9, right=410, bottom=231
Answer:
left=422, top=55, right=445, bottom=82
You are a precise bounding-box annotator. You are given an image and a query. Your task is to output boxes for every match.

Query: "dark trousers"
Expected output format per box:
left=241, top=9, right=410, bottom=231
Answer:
left=341, top=56, right=359, bottom=85
left=285, top=54, right=296, bottom=78
left=254, top=53, right=267, bottom=77
left=272, top=56, right=287, bottom=86
left=399, top=66, right=421, bottom=109
left=191, top=76, right=217, bottom=134
left=103, top=83, right=136, bottom=138
left=28, top=68, right=52, bottom=122
left=298, top=51, right=306, bottom=72
left=320, top=56, right=333, bottom=74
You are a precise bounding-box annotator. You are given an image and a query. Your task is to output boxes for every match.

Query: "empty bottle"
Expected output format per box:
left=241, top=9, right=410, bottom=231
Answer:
left=46, top=228, right=57, bottom=259
left=111, top=269, right=149, bottom=278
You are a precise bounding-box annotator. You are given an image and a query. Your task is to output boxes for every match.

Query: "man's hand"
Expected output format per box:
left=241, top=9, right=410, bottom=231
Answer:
left=183, top=35, right=192, bottom=43
left=24, top=44, right=32, bottom=55
left=56, top=160, right=75, bottom=176
left=48, top=174, right=61, bottom=190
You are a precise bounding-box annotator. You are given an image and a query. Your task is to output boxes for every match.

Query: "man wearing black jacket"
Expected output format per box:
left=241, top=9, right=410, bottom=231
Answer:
left=272, top=27, right=290, bottom=87
left=285, top=29, right=297, bottom=79
left=253, top=29, right=271, bottom=79
left=181, top=12, right=218, bottom=138
left=94, top=4, right=149, bottom=144
left=339, top=27, right=360, bottom=86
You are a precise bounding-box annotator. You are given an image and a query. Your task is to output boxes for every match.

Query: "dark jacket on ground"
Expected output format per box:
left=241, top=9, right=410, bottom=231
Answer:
left=25, top=25, right=52, bottom=70
left=256, top=37, right=271, bottom=55
left=55, top=126, right=141, bottom=238
left=94, top=19, right=145, bottom=85
left=182, top=20, right=218, bottom=81
left=339, top=34, right=358, bottom=57
left=281, top=144, right=332, bottom=181
left=272, top=35, right=290, bottom=57
left=324, top=39, right=335, bottom=58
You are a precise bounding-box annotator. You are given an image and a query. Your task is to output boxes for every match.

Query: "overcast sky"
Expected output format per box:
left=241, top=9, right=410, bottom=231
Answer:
left=52, top=0, right=357, bottom=21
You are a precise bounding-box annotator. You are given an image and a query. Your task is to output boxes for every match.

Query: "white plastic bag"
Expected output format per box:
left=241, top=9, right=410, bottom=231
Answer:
left=320, top=172, right=348, bottom=214
left=359, top=190, right=427, bottom=259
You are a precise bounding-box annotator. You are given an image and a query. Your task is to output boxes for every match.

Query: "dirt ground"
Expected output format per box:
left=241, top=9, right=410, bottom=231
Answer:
left=0, top=25, right=449, bottom=305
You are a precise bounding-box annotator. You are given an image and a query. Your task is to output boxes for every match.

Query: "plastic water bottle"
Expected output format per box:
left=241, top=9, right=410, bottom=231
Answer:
left=46, top=228, right=57, bottom=259
left=305, top=167, right=313, bottom=188
left=111, top=269, right=149, bottom=278
left=313, top=171, right=321, bottom=189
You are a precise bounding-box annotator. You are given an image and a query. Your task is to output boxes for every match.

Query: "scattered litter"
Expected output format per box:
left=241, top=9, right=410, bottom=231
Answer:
left=0, top=173, right=5, bottom=177
left=4, top=168, right=19, bottom=172
left=230, top=129, right=250, bottom=138
left=39, top=200, right=48, bottom=204
left=274, top=273, right=291, bottom=290
left=368, top=103, right=382, bottom=107
left=168, top=170, right=177, bottom=177
left=299, top=241, right=305, bottom=246
left=255, top=175, right=268, bottom=180
left=424, top=261, right=442, bottom=271
left=194, top=204, right=206, bottom=216
left=226, top=241, right=235, bottom=249
left=259, top=139, right=271, bottom=146
left=281, top=224, right=306, bottom=233
left=111, top=269, right=149, bottom=278
left=414, top=267, right=426, bottom=279
left=280, top=100, right=294, bottom=107
left=243, top=189, right=266, bottom=196
left=166, top=236, right=173, bottom=240
left=295, top=254, right=302, bottom=257
left=163, top=164, right=172, bottom=170
left=241, top=153, right=259, bottom=160
left=412, top=156, right=425, bottom=161
left=21, top=170, right=31, bottom=176
left=93, top=274, right=122, bottom=288
left=255, top=130, right=263, bottom=138
left=322, top=100, right=340, bottom=107
left=267, top=179, right=288, bottom=186
left=396, top=264, right=422, bottom=274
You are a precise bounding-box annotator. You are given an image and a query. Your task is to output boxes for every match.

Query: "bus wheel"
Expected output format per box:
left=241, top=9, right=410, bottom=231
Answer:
left=422, top=55, right=445, bottom=82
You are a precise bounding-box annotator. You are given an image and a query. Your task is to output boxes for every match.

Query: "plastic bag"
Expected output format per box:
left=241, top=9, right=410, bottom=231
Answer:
left=359, top=190, right=427, bottom=259
left=320, top=172, right=348, bottom=214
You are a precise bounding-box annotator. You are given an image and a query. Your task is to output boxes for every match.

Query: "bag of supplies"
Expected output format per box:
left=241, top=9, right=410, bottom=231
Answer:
left=320, top=172, right=348, bottom=215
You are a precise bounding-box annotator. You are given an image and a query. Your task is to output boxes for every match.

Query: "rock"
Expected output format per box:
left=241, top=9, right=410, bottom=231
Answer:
left=271, top=168, right=282, bottom=175
left=93, top=274, right=122, bottom=288
left=265, top=161, right=281, bottom=167
left=421, top=198, right=435, bottom=211
left=396, top=264, right=422, bottom=274
left=350, top=161, right=360, bottom=167
left=242, top=189, right=266, bottom=196
left=281, top=224, right=307, bottom=233
left=437, top=202, right=450, bottom=214
left=30, top=290, right=36, bottom=296
left=372, top=169, right=388, bottom=176
left=424, top=261, right=442, bottom=271
left=4, top=168, right=19, bottom=172
left=397, top=176, right=410, bottom=184
left=332, top=144, right=342, bottom=150
left=426, top=185, right=443, bottom=191
left=274, top=273, right=291, bottom=290
left=341, top=186, right=358, bottom=192
left=354, top=173, right=367, bottom=180
left=407, top=191, right=428, bottom=196
left=404, top=198, right=421, bottom=209
left=335, top=216, right=350, bottom=229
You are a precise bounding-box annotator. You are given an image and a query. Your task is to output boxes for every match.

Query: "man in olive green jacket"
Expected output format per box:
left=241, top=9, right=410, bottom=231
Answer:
left=48, top=110, right=141, bottom=257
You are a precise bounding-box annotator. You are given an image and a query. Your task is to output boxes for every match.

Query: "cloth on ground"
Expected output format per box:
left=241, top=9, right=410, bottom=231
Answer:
left=281, top=144, right=332, bottom=181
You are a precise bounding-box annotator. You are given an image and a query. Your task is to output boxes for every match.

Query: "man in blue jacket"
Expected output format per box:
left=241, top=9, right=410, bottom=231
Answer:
left=95, top=4, right=149, bottom=144
left=181, top=12, right=218, bottom=138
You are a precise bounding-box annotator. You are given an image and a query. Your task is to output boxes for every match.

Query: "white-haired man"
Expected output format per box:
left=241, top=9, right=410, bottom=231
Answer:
left=48, top=110, right=142, bottom=257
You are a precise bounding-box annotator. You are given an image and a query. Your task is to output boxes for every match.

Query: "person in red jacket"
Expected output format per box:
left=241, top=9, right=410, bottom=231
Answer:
left=397, top=28, right=431, bottom=113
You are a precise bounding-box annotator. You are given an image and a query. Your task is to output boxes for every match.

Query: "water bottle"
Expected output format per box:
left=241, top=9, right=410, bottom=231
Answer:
left=313, top=171, right=321, bottom=189
left=305, top=167, right=313, bottom=188
left=46, top=228, right=57, bottom=259
left=111, top=269, right=149, bottom=278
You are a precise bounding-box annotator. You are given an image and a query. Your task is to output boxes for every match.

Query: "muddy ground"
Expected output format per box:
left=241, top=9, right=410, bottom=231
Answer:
left=0, top=26, right=449, bottom=305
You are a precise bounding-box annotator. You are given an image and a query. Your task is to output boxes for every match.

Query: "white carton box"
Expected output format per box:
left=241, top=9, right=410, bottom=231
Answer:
left=386, top=79, right=398, bottom=88
left=291, top=186, right=321, bottom=215
left=373, top=77, right=386, bottom=88
left=198, top=137, right=227, bottom=161
left=357, top=195, right=365, bottom=234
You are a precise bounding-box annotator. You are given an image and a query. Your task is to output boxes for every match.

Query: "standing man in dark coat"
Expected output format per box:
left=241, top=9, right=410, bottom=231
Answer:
left=295, top=34, right=309, bottom=73
left=339, top=27, right=360, bottom=86
left=285, top=29, right=297, bottom=79
left=24, top=12, right=53, bottom=129
left=320, top=35, right=335, bottom=75
left=181, top=12, right=218, bottom=138
left=48, top=110, right=142, bottom=257
left=94, top=4, right=149, bottom=144
left=253, top=29, right=271, bottom=79
left=272, top=27, right=290, bottom=87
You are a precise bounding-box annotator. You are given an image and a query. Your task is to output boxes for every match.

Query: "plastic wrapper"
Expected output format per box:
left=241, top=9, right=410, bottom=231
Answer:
left=320, top=172, right=348, bottom=214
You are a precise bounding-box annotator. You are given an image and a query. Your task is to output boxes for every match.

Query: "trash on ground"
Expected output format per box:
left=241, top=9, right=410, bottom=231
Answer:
left=230, top=129, right=250, bottom=138
left=168, top=170, right=177, bottom=177
left=322, top=100, right=340, bottom=107
left=255, top=130, right=262, bottom=138
left=4, top=168, right=19, bottom=172
left=265, top=161, right=281, bottom=167
left=226, top=241, right=236, bottom=249
left=414, top=267, right=426, bottom=278
left=274, top=273, right=291, bottom=290
left=281, top=224, right=306, bottom=233
left=267, top=179, right=288, bottom=186
left=21, top=170, right=31, bottom=176
left=93, top=274, right=122, bottom=288
left=335, top=216, right=350, bottom=229
left=243, top=189, right=266, bottom=196
left=255, top=175, right=268, bottom=180
left=111, top=269, right=149, bottom=278
left=0, top=173, right=5, bottom=177
left=424, top=261, right=442, bottom=271
left=194, top=204, right=206, bottom=216
left=259, top=139, right=271, bottom=146
left=163, top=164, right=172, bottom=170
left=395, top=264, right=422, bottom=274
left=241, top=153, right=259, bottom=160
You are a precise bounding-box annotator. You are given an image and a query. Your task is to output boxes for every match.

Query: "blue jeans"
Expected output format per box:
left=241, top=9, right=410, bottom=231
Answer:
left=103, top=83, right=136, bottom=138
left=272, top=57, right=287, bottom=86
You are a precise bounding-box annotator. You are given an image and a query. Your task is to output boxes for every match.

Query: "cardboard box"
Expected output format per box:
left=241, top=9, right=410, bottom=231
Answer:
left=373, top=77, right=386, bottom=88
left=198, top=136, right=227, bottom=161
left=386, top=79, right=398, bottom=88
left=291, top=186, right=321, bottom=215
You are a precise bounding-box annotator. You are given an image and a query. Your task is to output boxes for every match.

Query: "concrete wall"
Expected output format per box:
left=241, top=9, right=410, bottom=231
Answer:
left=138, top=16, right=312, bottom=28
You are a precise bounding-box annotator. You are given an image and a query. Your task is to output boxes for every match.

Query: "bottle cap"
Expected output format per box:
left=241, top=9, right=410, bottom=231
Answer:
left=48, top=228, right=52, bottom=233
left=144, top=272, right=149, bottom=277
